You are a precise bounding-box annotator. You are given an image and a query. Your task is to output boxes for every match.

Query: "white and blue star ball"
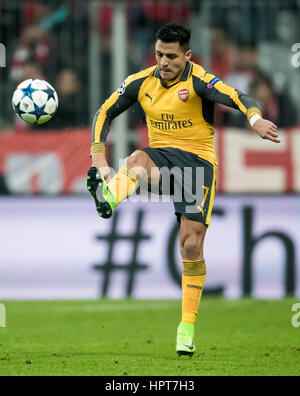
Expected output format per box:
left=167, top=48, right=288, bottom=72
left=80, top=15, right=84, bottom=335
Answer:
left=12, top=79, right=59, bottom=125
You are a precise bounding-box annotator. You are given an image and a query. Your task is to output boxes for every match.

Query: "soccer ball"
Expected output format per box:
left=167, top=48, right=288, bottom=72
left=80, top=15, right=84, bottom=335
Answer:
left=12, top=79, right=59, bottom=125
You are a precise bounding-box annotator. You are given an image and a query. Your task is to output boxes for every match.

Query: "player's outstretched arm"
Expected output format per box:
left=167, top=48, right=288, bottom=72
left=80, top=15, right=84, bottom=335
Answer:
left=193, top=68, right=280, bottom=144
left=90, top=72, right=149, bottom=175
left=251, top=118, right=280, bottom=143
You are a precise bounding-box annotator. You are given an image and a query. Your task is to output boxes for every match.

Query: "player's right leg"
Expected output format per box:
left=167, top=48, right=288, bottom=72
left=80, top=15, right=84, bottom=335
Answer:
left=176, top=217, right=208, bottom=357
left=87, top=150, right=160, bottom=219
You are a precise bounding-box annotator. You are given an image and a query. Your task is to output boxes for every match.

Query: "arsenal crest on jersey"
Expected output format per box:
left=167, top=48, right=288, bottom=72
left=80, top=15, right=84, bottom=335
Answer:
left=178, top=89, right=189, bottom=102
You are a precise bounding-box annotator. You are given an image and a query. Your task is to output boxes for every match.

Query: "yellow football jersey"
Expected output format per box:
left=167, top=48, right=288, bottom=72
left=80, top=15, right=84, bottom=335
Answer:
left=91, top=61, right=261, bottom=167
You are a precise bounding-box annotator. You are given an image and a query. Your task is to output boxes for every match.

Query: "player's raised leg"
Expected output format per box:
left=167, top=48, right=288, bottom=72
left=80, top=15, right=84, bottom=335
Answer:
left=87, top=150, right=160, bottom=218
left=176, top=216, right=207, bottom=357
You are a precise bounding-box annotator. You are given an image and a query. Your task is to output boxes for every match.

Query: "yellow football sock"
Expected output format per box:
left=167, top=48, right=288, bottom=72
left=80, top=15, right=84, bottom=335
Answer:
left=108, top=166, right=140, bottom=206
left=182, top=259, right=206, bottom=325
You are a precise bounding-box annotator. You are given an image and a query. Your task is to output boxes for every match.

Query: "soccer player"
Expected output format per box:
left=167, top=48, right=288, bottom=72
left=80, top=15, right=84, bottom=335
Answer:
left=87, top=23, right=279, bottom=357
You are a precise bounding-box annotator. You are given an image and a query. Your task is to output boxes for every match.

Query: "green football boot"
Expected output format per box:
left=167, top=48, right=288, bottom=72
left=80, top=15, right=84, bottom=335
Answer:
left=87, top=167, right=116, bottom=219
left=176, top=322, right=196, bottom=357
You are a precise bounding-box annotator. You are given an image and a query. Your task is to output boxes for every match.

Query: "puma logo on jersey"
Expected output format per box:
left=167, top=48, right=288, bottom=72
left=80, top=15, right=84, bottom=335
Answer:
left=146, top=93, right=153, bottom=102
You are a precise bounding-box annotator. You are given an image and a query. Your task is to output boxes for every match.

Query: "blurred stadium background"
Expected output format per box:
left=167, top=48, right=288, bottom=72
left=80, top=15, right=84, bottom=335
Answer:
left=0, top=0, right=299, bottom=300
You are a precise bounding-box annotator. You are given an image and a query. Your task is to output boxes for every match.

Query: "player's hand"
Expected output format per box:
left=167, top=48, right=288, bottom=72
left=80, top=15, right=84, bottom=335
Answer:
left=253, top=118, right=280, bottom=143
left=92, top=154, right=111, bottom=182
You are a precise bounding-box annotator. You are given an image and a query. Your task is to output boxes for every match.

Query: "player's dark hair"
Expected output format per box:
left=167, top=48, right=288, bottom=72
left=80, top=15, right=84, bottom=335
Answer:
left=156, top=23, right=191, bottom=52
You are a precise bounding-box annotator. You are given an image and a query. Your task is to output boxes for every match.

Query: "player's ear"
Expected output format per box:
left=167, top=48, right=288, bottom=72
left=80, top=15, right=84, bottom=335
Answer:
left=184, top=50, right=192, bottom=61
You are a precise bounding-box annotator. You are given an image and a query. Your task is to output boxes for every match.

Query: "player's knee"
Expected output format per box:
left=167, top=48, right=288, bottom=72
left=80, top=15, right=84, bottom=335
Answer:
left=126, top=150, right=148, bottom=179
left=182, top=233, right=202, bottom=260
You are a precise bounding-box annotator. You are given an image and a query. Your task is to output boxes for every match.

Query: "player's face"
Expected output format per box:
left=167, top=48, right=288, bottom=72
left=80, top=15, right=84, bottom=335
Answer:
left=155, top=40, right=192, bottom=81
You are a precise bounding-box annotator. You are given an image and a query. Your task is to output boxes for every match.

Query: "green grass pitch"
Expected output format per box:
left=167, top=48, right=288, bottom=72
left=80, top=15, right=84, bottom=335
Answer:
left=0, top=298, right=299, bottom=376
